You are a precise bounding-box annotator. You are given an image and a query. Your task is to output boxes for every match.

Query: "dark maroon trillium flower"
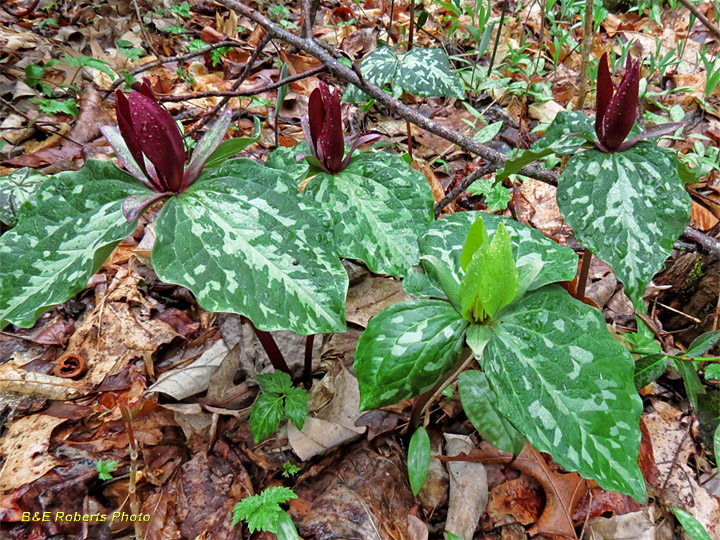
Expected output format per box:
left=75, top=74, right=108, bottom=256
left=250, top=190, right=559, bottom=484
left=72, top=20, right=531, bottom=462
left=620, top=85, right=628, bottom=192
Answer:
left=595, top=52, right=682, bottom=153
left=101, top=80, right=231, bottom=219
left=300, top=81, right=379, bottom=174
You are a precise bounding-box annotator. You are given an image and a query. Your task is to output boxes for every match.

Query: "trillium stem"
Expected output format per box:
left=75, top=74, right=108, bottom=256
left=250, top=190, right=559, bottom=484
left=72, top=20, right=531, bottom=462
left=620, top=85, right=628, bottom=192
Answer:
left=575, top=248, right=592, bottom=302
left=409, top=348, right=474, bottom=433
left=247, top=319, right=291, bottom=375
left=303, top=334, right=315, bottom=388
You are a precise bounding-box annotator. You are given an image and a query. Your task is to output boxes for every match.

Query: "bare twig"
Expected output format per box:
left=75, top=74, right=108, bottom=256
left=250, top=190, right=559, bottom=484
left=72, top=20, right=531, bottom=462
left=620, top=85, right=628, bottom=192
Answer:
left=677, top=0, right=720, bottom=41
left=682, top=226, right=720, bottom=259
left=106, top=41, right=245, bottom=93
left=434, top=163, right=495, bottom=216
left=574, top=0, right=594, bottom=110
left=217, top=0, right=559, bottom=185
left=132, top=0, right=161, bottom=58
left=158, top=65, right=325, bottom=102
left=186, top=34, right=273, bottom=136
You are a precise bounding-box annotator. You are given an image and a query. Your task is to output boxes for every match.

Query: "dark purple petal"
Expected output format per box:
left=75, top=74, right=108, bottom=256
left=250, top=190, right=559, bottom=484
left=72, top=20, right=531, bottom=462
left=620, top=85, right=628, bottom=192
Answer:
left=317, top=83, right=345, bottom=173
left=115, top=89, right=148, bottom=178
left=595, top=52, right=614, bottom=141
left=308, top=87, right=324, bottom=151
left=601, top=59, right=640, bottom=151
left=127, top=91, right=187, bottom=191
left=138, top=79, right=155, bottom=100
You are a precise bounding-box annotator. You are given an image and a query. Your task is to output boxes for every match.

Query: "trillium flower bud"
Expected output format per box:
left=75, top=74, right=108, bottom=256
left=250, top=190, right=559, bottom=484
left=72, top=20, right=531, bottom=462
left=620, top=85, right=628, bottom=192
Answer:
left=300, top=81, right=379, bottom=174
left=593, top=53, right=682, bottom=153
left=595, top=53, right=640, bottom=153
left=101, top=80, right=231, bottom=197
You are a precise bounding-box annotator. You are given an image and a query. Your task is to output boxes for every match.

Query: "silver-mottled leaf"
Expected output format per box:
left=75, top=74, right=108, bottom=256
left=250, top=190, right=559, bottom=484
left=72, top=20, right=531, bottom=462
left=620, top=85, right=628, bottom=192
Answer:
left=395, top=48, right=465, bottom=99
left=343, top=47, right=399, bottom=103
left=152, top=158, right=347, bottom=335
left=557, top=144, right=691, bottom=309
left=355, top=299, right=468, bottom=409
left=0, top=160, right=147, bottom=329
left=0, top=167, right=46, bottom=227
left=481, top=285, right=646, bottom=501
left=304, top=152, right=434, bottom=277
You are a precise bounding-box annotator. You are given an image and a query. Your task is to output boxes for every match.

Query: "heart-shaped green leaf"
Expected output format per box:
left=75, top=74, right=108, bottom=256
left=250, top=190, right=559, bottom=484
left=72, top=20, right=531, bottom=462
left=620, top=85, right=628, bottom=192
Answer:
left=480, top=285, right=646, bottom=501
left=153, top=158, right=347, bottom=335
left=0, top=160, right=147, bottom=329
left=557, top=143, right=690, bottom=310
left=355, top=299, right=468, bottom=409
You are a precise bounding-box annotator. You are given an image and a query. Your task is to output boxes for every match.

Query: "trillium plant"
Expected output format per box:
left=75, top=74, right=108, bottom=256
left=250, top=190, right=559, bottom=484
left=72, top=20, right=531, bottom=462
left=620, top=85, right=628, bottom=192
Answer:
left=300, top=81, right=379, bottom=174
left=498, top=50, right=690, bottom=311
left=355, top=213, right=648, bottom=501
left=100, top=81, right=233, bottom=220
left=0, top=79, right=432, bottom=341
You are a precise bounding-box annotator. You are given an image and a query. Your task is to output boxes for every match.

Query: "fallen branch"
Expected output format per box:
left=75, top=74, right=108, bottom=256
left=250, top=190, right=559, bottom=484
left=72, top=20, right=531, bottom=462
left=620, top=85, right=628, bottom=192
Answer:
left=158, top=65, right=325, bottom=102
left=434, top=164, right=495, bottom=217
left=677, top=0, right=720, bottom=41
left=216, top=0, right=560, bottom=185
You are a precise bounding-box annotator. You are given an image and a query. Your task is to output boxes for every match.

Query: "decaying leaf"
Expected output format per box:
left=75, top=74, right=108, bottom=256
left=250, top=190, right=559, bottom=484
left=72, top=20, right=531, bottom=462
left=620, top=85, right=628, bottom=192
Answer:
left=0, top=414, right=65, bottom=492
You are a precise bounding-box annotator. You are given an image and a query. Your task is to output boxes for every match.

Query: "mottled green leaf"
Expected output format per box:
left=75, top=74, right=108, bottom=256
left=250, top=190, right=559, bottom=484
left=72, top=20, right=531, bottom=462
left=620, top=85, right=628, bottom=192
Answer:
left=459, top=370, right=525, bottom=454
left=672, top=507, right=713, bottom=540
left=265, top=142, right=311, bottom=183
left=633, top=354, right=668, bottom=390
left=153, top=158, right=347, bottom=335
left=557, top=144, right=690, bottom=310
left=249, top=393, right=285, bottom=443
left=408, top=426, right=431, bottom=496
left=395, top=48, right=465, bottom=99
left=0, top=167, right=46, bottom=227
left=480, top=286, right=646, bottom=501
left=0, top=160, right=147, bottom=329
left=715, top=424, right=720, bottom=470
left=355, top=300, right=469, bottom=409
left=343, top=46, right=464, bottom=102
left=404, top=212, right=577, bottom=300
left=305, top=152, right=433, bottom=277
left=686, top=330, right=720, bottom=357
left=343, top=47, right=399, bottom=103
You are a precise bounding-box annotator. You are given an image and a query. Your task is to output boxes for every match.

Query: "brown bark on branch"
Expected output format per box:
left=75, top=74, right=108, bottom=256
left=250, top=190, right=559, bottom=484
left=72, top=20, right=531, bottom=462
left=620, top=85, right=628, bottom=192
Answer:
left=216, top=0, right=560, bottom=185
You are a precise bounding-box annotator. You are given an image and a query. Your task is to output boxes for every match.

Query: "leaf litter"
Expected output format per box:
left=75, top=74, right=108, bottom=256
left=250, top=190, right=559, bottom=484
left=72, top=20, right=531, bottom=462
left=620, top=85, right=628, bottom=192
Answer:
left=1, top=0, right=720, bottom=537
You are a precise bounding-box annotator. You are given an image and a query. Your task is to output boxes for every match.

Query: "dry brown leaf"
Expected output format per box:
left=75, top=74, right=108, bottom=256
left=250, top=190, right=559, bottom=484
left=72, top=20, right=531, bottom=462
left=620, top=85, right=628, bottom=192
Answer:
left=486, top=475, right=544, bottom=527
left=440, top=442, right=587, bottom=539
left=0, top=414, right=66, bottom=492
left=643, top=400, right=720, bottom=537
left=345, top=275, right=408, bottom=328
left=68, top=269, right=178, bottom=386
left=288, top=366, right=366, bottom=460
left=690, top=201, right=719, bottom=231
